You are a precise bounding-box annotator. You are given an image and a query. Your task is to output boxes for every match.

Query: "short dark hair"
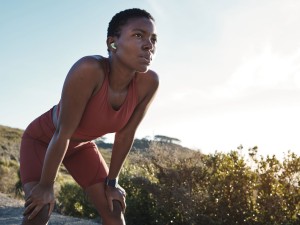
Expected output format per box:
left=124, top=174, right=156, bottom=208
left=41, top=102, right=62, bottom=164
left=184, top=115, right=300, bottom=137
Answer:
left=107, top=8, right=154, bottom=37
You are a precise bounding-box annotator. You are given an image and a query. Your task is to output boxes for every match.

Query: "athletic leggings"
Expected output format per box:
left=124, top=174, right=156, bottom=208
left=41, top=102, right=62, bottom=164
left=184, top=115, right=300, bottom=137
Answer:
left=20, top=108, right=108, bottom=189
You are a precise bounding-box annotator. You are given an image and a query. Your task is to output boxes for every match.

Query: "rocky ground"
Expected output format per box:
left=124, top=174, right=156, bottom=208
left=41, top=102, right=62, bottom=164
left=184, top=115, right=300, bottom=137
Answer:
left=0, top=193, right=100, bottom=225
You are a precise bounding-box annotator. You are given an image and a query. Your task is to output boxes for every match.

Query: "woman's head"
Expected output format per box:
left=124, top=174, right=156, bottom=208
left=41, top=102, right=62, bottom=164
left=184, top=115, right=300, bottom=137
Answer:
left=107, top=8, right=154, bottom=38
left=107, top=8, right=157, bottom=73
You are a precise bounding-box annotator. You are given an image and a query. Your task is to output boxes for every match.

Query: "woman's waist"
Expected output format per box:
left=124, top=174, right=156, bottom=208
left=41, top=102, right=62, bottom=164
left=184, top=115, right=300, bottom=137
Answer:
left=52, top=104, right=99, bottom=143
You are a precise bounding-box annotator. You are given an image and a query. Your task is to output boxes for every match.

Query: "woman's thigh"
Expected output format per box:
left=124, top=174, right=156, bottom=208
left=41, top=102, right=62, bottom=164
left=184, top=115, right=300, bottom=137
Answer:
left=20, top=135, right=48, bottom=185
left=63, top=141, right=109, bottom=189
left=63, top=142, right=125, bottom=224
left=20, top=110, right=54, bottom=185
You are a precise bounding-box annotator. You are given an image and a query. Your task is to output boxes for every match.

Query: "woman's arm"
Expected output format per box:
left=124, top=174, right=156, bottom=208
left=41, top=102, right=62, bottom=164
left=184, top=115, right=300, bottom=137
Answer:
left=40, top=56, right=103, bottom=185
left=24, top=56, right=104, bottom=219
left=105, top=70, right=159, bottom=211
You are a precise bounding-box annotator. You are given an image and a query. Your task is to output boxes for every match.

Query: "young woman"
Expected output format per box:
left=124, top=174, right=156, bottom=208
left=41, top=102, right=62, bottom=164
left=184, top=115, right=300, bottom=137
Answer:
left=20, top=8, right=159, bottom=225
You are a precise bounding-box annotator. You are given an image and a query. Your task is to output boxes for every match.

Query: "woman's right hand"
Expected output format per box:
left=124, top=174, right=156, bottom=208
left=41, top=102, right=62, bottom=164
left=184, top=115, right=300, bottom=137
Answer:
left=23, top=183, right=55, bottom=220
left=105, top=185, right=126, bottom=213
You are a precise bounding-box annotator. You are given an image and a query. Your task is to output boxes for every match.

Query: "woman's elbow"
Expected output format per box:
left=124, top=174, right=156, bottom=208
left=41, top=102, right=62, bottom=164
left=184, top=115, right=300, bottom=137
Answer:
left=53, top=126, right=72, bottom=142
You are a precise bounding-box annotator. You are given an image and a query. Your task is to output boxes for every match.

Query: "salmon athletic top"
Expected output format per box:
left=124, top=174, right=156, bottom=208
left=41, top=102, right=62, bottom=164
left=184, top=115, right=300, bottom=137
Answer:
left=56, top=56, right=138, bottom=141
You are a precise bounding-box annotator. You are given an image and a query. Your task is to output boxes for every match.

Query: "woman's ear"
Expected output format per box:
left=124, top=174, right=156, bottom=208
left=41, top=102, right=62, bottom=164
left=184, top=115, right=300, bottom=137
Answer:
left=111, top=43, right=117, bottom=49
left=107, top=37, right=117, bottom=52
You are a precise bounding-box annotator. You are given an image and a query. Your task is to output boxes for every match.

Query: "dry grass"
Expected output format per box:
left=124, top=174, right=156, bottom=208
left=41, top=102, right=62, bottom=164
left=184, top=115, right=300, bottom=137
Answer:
left=0, top=125, right=23, bottom=161
left=0, top=158, right=19, bottom=195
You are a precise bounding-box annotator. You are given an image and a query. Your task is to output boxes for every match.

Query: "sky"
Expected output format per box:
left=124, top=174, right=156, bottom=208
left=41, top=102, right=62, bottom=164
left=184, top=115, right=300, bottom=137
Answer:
left=1, top=0, right=300, bottom=158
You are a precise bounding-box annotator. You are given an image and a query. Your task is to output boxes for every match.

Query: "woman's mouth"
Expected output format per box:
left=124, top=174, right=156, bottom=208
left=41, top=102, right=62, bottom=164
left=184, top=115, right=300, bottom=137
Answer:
left=141, top=55, right=151, bottom=64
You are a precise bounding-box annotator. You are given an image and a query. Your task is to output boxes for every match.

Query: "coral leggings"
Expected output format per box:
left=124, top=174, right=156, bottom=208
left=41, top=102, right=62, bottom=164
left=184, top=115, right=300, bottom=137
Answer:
left=20, top=108, right=108, bottom=189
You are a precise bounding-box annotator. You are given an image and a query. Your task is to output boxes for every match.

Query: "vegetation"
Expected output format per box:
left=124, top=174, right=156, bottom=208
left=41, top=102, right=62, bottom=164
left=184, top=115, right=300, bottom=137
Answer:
left=0, top=125, right=23, bottom=195
left=0, top=125, right=23, bottom=161
left=57, top=144, right=300, bottom=225
left=1, top=124, right=300, bottom=225
left=154, top=134, right=181, bottom=144
left=0, top=158, right=20, bottom=194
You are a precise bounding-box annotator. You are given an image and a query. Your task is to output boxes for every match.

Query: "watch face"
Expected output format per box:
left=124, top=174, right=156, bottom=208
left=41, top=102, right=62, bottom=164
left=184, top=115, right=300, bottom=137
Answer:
left=105, top=177, right=118, bottom=187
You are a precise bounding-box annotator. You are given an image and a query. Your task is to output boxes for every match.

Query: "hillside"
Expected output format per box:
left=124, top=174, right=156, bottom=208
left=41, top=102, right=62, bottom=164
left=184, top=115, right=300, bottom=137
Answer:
left=0, top=124, right=194, bottom=163
left=0, top=124, right=196, bottom=223
left=0, top=125, right=23, bottom=161
left=2, top=125, right=299, bottom=224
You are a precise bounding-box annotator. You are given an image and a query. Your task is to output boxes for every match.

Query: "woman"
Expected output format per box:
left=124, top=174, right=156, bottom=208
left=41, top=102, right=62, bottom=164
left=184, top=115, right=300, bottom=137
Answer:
left=20, top=8, right=159, bottom=225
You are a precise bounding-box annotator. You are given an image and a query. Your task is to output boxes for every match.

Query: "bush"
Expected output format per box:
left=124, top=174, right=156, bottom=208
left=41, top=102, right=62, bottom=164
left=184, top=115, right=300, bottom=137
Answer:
left=57, top=183, right=98, bottom=219
left=120, top=143, right=221, bottom=225
left=54, top=144, right=300, bottom=225
left=120, top=175, right=159, bottom=225
left=119, top=144, right=300, bottom=225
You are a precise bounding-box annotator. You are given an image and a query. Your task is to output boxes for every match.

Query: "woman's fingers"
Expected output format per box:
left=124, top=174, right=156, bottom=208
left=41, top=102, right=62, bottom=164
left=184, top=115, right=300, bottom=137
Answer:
left=114, top=188, right=126, bottom=212
left=28, top=204, right=43, bottom=220
left=48, top=201, right=55, bottom=216
left=22, top=183, right=55, bottom=220
left=116, top=186, right=126, bottom=211
left=23, top=203, right=34, bottom=216
left=105, top=186, right=127, bottom=212
left=107, top=196, right=114, bottom=212
left=120, top=197, right=126, bottom=212
left=24, top=198, right=32, bottom=207
left=118, top=188, right=126, bottom=197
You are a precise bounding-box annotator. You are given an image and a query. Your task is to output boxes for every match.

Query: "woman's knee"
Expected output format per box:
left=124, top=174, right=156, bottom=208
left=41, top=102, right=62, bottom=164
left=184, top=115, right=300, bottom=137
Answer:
left=102, top=200, right=125, bottom=225
left=84, top=183, right=125, bottom=224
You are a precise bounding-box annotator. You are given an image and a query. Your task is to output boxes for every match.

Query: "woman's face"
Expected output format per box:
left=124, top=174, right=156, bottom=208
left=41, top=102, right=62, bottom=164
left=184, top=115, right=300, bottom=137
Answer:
left=113, top=17, right=157, bottom=73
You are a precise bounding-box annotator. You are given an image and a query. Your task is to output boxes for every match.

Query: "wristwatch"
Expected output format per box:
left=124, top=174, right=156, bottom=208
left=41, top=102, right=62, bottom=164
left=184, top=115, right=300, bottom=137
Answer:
left=105, top=177, right=118, bottom=188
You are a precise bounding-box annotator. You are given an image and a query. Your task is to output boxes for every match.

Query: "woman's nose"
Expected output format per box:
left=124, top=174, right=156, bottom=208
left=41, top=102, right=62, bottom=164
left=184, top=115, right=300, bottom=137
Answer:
left=143, top=39, right=155, bottom=52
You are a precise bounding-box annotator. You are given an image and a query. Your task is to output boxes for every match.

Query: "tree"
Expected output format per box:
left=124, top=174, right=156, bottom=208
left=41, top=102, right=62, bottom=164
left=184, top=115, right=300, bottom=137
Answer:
left=154, top=135, right=181, bottom=144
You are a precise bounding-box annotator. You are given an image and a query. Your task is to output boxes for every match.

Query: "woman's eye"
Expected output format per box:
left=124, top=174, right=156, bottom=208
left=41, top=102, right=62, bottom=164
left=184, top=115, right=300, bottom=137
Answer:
left=135, top=33, right=142, bottom=38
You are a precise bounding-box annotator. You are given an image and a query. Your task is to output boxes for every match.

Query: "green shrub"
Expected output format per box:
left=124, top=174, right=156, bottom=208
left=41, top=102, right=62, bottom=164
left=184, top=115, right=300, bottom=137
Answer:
left=120, top=144, right=300, bottom=225
left=57, top=183, right=98, bottom=219
left=120, top=144, right=221, bottom=225
left=253, top=152, right=300, bottom=225
left=203, top=150, right=257, bottom=224
left=120, top=175, right=159, bottom=225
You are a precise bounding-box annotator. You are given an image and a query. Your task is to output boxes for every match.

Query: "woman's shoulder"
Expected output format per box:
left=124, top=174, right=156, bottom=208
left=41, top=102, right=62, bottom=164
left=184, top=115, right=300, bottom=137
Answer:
left=68, top=55, right=107, bottom=79
left=74, top=55, right=107, bottom=70
left=136, top=69, right=159, bottom=85
left=63, top=55, right=107, bottom=95
left=135, top=70, right=159, bottom=102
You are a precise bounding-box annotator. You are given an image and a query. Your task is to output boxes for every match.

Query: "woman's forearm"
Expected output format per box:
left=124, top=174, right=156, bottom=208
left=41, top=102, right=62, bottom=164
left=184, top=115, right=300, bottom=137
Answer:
left=108, top=132, right=134, bottom=179
left=39, top=131, right=70, bottom=186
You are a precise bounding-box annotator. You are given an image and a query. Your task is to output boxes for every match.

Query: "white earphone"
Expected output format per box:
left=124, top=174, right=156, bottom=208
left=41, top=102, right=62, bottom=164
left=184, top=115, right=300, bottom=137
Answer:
left=111, top=43, right=116, bottom=49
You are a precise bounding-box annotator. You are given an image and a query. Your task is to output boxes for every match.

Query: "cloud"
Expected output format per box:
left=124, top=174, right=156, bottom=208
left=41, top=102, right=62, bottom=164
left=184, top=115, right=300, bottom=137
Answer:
left=206, top=0, right=300, bottom=100
left=165, top=43, right=300, bottom=104
left=211, top=44, right=300, bottom=99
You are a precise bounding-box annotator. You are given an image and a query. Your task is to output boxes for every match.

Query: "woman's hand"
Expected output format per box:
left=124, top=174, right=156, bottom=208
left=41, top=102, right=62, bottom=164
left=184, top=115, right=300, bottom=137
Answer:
left=23, top=183, right=55, bottom=220
left=105, top=185, right=126, bottom=212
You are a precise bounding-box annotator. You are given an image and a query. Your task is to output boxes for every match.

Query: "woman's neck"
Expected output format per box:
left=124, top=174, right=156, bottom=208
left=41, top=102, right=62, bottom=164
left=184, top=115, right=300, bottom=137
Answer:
left=108, top=57, right=136, bottom=92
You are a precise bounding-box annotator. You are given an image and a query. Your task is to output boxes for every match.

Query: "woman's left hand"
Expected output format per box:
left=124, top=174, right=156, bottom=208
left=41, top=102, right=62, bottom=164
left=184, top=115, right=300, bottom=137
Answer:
left=105, top=185, right=126, bottom=212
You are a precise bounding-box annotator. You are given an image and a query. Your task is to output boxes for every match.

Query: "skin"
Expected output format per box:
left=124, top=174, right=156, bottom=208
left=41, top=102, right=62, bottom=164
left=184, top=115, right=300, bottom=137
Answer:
left=22, top=17, right=158, bottom=225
